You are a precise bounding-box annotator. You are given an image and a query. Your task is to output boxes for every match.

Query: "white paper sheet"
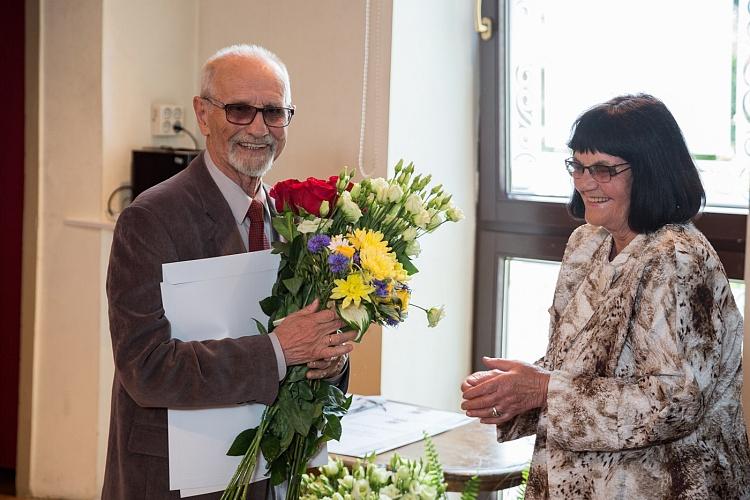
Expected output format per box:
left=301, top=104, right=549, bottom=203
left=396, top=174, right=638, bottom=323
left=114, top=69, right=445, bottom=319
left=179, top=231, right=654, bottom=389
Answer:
left=160, top=250, right=328, bottom=497
left=327, top=395, right=473, bottom=458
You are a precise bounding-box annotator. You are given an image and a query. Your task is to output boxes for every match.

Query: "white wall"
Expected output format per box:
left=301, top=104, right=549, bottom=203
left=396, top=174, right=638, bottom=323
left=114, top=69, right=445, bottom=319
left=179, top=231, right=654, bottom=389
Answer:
left=381, top=1, right=478, bottom=411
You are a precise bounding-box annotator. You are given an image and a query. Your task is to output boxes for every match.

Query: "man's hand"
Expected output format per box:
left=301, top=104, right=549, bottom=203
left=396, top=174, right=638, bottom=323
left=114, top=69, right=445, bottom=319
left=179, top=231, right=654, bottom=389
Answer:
left=306, top=354, right=348, bottom=380
left=274, top=299, right=356, bottom=366
left=461, top=356, right=550, bottom=425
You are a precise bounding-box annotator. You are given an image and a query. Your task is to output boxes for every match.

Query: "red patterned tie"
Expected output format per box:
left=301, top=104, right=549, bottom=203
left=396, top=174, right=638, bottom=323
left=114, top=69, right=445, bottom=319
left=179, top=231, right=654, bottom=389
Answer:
left=247, top=199, right=270, bottom=252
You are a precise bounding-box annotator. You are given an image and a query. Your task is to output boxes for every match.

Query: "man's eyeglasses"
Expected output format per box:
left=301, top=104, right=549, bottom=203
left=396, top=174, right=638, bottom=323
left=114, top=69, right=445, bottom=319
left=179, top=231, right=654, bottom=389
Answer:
left=200, top=96, right=295, bottom=128
left=564, top=158, right=631, bottom=183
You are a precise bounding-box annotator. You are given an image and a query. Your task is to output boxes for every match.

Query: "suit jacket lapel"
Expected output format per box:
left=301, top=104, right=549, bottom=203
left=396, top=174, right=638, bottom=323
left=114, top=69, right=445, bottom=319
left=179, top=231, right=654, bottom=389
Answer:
left=183, top=152, right=246, bottom=257
left=264, top=184, right=281, bottom=243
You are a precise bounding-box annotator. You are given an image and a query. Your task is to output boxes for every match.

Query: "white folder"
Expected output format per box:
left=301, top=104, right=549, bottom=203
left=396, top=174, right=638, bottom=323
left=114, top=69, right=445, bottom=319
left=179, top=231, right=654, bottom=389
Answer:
left=161, top=250, right=324, bottom=497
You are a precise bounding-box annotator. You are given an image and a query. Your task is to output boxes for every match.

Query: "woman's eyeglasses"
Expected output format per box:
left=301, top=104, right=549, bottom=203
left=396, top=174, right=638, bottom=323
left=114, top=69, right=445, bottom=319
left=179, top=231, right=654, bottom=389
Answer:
left=201, top=96, right=295, bottom=128
left=564, top=158, right=631, bottom=183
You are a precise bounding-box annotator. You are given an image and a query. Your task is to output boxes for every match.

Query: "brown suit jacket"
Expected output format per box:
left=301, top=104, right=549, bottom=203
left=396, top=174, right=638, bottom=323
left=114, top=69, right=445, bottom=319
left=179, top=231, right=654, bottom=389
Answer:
left=103, top=153, right=337, bottom=499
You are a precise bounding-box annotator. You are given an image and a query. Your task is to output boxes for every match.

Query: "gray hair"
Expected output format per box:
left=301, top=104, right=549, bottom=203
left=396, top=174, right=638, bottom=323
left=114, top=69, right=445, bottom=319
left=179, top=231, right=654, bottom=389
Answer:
left=200, top=44, right=291, bottom=101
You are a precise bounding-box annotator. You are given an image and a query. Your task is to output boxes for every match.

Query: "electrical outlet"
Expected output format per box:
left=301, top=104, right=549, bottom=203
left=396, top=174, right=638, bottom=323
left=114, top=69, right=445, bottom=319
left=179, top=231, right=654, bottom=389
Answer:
left=151, top=104, right=184, bottom=137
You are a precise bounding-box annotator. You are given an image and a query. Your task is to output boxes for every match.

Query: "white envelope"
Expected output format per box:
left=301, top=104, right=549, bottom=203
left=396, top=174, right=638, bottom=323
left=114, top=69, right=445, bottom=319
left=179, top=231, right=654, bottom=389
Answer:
left=161, top=250, right=325, bottom=497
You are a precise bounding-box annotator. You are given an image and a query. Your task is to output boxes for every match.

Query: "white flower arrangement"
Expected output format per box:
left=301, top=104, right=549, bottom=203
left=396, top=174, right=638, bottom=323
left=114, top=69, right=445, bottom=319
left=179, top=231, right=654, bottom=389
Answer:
left=300, top=435, right=479, bottom=500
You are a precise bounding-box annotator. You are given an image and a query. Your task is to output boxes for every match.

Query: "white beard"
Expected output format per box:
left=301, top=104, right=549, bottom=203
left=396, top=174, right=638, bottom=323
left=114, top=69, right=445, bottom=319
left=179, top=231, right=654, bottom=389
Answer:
left=228, top=142, right=276, bottom=177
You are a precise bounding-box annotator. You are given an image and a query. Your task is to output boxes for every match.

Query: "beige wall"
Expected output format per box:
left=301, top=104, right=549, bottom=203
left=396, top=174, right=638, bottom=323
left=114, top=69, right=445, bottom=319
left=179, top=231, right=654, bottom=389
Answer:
left=21, top=1, right=105, bottom=497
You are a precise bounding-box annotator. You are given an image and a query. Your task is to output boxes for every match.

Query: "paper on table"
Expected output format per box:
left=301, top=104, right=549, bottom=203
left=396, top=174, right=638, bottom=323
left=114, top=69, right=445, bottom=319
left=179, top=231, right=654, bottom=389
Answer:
left=327, top=395, right=473, bottom=458
left=161, top=250, right=328, bottom=497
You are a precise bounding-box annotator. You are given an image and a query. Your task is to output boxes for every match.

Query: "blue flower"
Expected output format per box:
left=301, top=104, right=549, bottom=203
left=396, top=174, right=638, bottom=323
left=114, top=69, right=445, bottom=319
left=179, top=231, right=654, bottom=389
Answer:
left=307, top=234, right=331, bottom=253
left=385, top=317, right=400, bottom=327
left=328, top=252, right=350, bottom=274
left=372, top=279, right=389, bottom=298
left=353, top=252, right=361, bottom=266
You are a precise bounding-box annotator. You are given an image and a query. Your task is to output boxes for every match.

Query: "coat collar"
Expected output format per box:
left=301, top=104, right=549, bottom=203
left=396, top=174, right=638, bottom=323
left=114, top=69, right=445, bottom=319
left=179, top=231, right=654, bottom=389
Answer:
left=547, top=226, right=648, bottom=374
left=182, top=152, right=246, bottom=256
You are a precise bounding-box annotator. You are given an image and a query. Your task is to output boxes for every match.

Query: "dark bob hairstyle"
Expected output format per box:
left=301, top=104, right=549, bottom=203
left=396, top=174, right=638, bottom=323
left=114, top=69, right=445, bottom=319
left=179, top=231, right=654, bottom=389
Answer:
left=567, top=94, right=705, bottom=234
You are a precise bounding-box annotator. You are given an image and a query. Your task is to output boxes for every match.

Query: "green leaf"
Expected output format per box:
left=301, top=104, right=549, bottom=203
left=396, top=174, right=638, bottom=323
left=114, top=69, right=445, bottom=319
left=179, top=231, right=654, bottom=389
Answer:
left=323, top=414, right=342, bottom=441
left=272, top=213, right=298, bottom=242
left=461, top=476, right=480, bottom=500
left=282, top=397, right=313, bottom=436
left=260, top=433, right=281, bottom=461
left=252, top=318, right=268, bottom=335
left=270, top=240, right=289, bottom=256
left=226, top=427, right=257, bottom=456
left=270, top=457, right=288, bottom=486
left=282, top=276, right=304, bottom=295
left=396, top=252, right=419, bottom=275
left=259, top=295, right=282, bottom=317
left=285, top=366, right=308, bottom=384
left=298, top=381, right=314, bottom=401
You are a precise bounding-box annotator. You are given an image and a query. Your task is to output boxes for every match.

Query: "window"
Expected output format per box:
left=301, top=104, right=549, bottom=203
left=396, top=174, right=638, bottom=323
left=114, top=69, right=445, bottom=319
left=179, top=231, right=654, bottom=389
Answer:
left=474, top=0, right=749, bottom=368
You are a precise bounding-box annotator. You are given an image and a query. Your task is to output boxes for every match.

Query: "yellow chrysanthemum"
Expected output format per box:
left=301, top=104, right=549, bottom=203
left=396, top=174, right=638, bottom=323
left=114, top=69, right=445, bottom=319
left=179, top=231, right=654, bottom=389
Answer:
left=360, top=245, right=400, bottom=281
left=347, top=228, right=389, bottom=252
left=330, top=273, right=375, bottom=309
left=395, top=288, right=410, bottom=312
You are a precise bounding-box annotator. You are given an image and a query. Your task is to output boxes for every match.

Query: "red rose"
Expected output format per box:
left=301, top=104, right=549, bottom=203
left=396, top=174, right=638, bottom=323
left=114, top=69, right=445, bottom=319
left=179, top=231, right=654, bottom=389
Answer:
left=269, top=177, right=338, bottom=216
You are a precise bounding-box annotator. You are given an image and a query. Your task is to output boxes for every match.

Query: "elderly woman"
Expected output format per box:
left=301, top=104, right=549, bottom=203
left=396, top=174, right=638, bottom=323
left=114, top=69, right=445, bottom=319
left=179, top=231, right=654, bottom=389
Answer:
left=461, top=94, right=750, bottom=498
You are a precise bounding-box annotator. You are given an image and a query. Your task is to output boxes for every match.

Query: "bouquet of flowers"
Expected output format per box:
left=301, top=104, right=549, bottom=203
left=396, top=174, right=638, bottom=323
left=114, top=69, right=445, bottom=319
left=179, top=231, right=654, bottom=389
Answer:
left=221, top=161, right=464, bottom=500
left=300, top=435, right=479, bottom=500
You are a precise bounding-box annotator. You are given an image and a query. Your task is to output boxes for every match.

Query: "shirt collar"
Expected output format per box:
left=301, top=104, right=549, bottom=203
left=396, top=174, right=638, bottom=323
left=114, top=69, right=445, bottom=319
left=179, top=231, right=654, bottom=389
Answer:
left=204, top=150, right=265, bottom=224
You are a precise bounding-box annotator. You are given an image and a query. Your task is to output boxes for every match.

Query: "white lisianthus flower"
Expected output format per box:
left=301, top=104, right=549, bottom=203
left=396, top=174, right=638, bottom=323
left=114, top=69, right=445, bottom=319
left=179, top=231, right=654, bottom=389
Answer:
left=405, top=240, right=421, bottom=257
left=297, top=217, right=333, bottom=234
left=413, top=209, right=431, bottom=228
left=386, top=184, right=403, bottom=203
left=352, top=478, right=371, bottom=499
left=404, top=193, right=423, bottom=214
left=322, top=459, right=340, bottom=478
left=402, top=226, right=418, bottom=241
left=380, top=485, right=400, bottom=498
left=337, top=191, right=363, bottom=223
left=427, top=210, right=443, bottom=231
left=446, top=203, right=464, bottom=222
left=369, top=466, right=391, bottom=487
left=340, top=474, right=355, bottom=490
left=350, top=182, right=362, bottom=200
left=396, top=465, right=411, bottom=482
left=426, top=306, right=446, bottom=327
left=371, top=177, right=389, bottom=203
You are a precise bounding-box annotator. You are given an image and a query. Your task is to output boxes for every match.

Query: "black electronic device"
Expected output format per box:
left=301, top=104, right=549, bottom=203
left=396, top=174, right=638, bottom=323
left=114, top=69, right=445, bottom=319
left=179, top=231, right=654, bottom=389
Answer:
left=131, top=148, right=201, bottom=200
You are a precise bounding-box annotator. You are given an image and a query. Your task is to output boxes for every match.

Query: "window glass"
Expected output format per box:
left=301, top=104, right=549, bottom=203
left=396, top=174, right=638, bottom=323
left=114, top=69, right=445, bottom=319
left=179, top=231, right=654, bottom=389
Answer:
left=507, top=0, right=749, bottom=210
left=501, top=260, right=745, bottom=365
left=501, top=258, right=560, bottom=363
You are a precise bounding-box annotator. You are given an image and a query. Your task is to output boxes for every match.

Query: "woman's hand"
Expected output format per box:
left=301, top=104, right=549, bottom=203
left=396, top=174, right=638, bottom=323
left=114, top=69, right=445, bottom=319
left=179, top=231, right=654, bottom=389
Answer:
left=461, top=356, right=550, bottom=425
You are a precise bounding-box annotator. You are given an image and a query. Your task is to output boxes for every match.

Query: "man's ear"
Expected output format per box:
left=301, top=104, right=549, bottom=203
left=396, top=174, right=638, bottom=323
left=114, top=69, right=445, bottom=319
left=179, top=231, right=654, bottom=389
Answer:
left=193, top=96, right=210, bottom=136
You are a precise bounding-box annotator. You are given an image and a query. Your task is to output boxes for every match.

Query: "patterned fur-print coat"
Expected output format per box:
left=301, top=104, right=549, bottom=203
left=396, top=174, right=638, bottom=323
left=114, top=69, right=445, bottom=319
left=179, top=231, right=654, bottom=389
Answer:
left=499, top=223, right=750, bottom=499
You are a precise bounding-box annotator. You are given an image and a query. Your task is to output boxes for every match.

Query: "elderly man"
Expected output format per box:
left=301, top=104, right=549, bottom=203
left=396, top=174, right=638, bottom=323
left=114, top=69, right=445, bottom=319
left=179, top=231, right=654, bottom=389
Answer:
left=102, top=45, right=354, bottom=499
